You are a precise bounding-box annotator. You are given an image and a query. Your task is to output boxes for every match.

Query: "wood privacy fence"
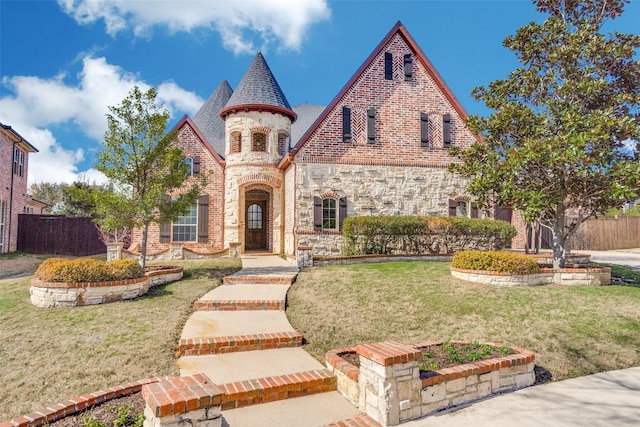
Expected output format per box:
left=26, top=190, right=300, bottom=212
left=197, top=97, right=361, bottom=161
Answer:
left=17, top=215, right=106, bottom=256
left=568, top=216, right=640, bottom=251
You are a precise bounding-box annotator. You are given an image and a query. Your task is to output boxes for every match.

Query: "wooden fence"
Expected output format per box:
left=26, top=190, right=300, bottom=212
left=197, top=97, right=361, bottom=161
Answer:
left=17, top=215, right=106, bottom=256
left=568, top=216, right=640, bottom=251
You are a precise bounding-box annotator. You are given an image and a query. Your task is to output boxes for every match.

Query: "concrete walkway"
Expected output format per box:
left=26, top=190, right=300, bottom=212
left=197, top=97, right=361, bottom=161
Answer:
left=178, top=254, right=640, bottom=426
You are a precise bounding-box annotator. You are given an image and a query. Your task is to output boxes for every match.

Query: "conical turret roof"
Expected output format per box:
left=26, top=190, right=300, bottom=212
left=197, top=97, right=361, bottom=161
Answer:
left=193, top=80, right=233, bottom=155
left=220, top=52, right=296, bottom=121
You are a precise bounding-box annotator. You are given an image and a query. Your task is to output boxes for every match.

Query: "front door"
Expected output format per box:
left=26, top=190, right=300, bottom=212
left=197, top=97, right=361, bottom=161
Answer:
left=245, top=200, right=267, bottom=250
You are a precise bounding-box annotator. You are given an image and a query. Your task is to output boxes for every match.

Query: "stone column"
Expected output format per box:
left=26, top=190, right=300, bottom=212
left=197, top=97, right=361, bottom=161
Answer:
left=356, top=342, right=423, bottom=426
left=296, top=246, right=313, bottom=267
left=106, top=243, right=123, bottom=261
left=170, top=244, right=184, bottom=260
left=228, top=242, right=241, bottom=258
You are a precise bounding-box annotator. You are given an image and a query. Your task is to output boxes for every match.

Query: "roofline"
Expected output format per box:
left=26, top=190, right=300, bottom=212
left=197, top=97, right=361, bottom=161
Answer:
left=172, top=115, right=226, bottom=167
left=0, top=122, right=38, bottom=152
left=290, top=21, right=478, bottom=158
left=220, top=104, right=297, bottom=123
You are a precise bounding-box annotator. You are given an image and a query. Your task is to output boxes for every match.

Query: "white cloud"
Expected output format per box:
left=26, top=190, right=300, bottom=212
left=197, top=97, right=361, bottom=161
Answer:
left=57, top=0, right=331, bottom=54
left=0, top=56, right=203, bottom=185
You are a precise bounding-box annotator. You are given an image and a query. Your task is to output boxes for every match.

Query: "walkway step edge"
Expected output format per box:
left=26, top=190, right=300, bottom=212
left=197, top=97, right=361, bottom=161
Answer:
left=218, top=369, right=337, bottom=410
left=223, top=275, right=296, bottom=285
left=193, top=299, right=285, bottom=311
left=323, top=415, right=382, bottom=427
left=179, top=331, right=303, bottom=356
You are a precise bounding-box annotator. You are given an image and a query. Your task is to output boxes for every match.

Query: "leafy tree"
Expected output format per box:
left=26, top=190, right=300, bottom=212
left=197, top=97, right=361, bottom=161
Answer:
left=29, top=182, right=67, bottom=212
left=95, top=86, right=202, bottom=268
left=450, top=0, right=640, bottom=268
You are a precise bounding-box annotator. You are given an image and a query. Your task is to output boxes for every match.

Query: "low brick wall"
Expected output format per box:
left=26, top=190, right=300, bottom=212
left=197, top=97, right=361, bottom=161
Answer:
left=451, top=266, right=611, bottom=286
left=30, top=267, right=184, bottom=308
left=326, top=341, right=535, bottom=426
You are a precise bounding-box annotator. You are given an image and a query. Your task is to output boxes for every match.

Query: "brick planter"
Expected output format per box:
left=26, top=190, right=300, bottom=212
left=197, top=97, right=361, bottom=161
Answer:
left=326, top=341, right=535, bottom=426
left=30, top=267, right=183, bottom=308
left=450, top=265, right=611, bottom=287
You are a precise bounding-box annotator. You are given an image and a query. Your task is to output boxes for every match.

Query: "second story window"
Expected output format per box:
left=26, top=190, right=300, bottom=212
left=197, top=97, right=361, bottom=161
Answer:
left=13, top=147, right=24, bottom=177
left=252, top=132, right=267, bottom=152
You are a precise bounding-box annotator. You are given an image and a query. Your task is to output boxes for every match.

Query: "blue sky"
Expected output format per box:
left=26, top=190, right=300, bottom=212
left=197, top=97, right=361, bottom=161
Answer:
left=1, top=0, right=638, bottom=185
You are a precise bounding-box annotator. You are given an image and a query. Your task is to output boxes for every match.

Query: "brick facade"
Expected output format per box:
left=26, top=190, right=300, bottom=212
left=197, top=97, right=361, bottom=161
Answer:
left=0, top=123, right=38, bottom=253
left=137, top=22, right=523, bottom=258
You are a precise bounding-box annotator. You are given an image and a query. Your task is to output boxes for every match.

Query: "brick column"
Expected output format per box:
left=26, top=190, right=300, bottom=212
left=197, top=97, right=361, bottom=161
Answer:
left=142, top=375, right=222, bottom=427
left=356, top=342, right=423, bottom=426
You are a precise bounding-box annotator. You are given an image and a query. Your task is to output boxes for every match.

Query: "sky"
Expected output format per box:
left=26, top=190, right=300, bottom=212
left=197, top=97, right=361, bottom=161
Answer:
left=1, top=0, right=639, bottom=186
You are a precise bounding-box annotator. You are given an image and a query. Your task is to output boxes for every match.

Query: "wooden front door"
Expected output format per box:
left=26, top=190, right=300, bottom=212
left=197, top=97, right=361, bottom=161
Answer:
left=245, top=200, right=267, bottom=250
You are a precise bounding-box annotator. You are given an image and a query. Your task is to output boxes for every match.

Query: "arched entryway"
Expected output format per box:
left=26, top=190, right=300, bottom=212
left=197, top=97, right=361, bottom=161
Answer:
left=244, top=189, right=270, bottom=251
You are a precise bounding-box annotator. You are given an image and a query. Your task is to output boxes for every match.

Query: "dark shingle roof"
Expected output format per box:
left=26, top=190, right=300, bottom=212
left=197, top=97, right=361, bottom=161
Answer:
left=290, top=104, right=326, bottom=148
left=192, top=80, right=233, bottom=156
left=224, top=52, right=292, bottom=111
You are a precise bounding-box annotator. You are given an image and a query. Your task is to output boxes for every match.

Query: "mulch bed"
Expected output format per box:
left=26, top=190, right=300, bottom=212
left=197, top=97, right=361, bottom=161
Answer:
left=47, top=393, right=145, bottom=427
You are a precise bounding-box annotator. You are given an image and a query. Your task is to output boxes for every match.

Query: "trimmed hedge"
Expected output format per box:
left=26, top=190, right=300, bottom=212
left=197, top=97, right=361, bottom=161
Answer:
left=35, top=258, right=144, bottom=283
left=342, top=215, right=516, bottom=256
left=452, top=250, right=540, bottom=274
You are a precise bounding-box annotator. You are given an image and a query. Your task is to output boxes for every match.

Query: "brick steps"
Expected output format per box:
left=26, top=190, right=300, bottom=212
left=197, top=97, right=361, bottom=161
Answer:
left=218, top=369, right=337, bottom=410
left=193, top=299, right=285, bottom=311
left=223, top=274, right=296, bottom=285
left=178, top=331, right=303, bottom=356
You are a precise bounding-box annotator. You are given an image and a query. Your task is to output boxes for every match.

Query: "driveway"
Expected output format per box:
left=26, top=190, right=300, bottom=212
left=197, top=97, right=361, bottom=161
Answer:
left=574, top=248, right=640, bottom=270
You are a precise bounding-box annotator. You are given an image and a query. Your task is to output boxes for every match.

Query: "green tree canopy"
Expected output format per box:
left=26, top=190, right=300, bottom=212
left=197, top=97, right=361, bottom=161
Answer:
left=450, top=0, right=640, bottom=267
left=95, top=86, right=203, bottom=268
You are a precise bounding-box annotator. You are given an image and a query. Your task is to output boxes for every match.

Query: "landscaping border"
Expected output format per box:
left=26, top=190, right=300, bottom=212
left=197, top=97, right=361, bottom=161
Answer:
left=450, top=265, right=611, bottom=286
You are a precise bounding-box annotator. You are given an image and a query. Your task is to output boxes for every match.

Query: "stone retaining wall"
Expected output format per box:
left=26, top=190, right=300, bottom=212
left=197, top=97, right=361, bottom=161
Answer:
left=30, top=267, right=183, bottom=308
left=451, top=266, right=611, bottom=286
left=326, top=341, right=535, bottom=426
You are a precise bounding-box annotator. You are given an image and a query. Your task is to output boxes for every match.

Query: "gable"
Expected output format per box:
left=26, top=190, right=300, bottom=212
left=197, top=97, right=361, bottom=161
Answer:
left=173, top=115, right=225, bottom=171
left=288, top=22, right=478, bottom=168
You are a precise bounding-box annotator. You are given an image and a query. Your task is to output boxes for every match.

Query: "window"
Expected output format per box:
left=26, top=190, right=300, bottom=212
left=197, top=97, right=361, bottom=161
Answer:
left=185, top=157, right=193, bottom=175
left=322, top=198, right=337, bottom=230
left=230, top=131, right=242, bottom=153
left=456, top=201, right=467, bottom=217
left=247, top=204, right=263, bottom=229
left=0, top=200, right=6, bottom=253
left=277, top=132, right=288, bottom=156
left=384, top=52, right=393, bottom=80
left=314, top=196, right=347, bottom=231
left=172, top=203, right=197, bottom=242
left=13, top=147, right=24, bottom=177
left=252, top=132, right=267, bottom=152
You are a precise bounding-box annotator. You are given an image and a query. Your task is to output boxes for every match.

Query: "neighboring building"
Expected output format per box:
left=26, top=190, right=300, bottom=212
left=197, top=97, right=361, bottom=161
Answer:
left=131, top=21, right=510, bottom=258
left=0, top=122, right=38, bottom=253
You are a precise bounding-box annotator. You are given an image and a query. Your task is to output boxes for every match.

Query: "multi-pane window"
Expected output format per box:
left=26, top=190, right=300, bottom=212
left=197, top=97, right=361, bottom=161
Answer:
left=247, top=204, right=263, bottom=229
left=13, top=147, right=24, bottom=176
left=322, top=198, right=337, bottom=230
left=456, top=201, right=468, bottom=217
left=172, top=203, right=197, bottom=242
left=185, top=157, right=193, bottom=175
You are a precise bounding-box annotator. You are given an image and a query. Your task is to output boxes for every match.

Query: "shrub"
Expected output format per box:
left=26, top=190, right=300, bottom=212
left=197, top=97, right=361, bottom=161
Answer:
left=35, top=258, right=145, bottom=282
left=452, top=250, right=540, bottom=274
left=342, top=215, right=517, bottom=256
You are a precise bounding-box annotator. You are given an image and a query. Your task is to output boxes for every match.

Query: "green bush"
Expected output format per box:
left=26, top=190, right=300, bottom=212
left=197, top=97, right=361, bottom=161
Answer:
left=342, top=215, right=516, bottom=256
left=35, top=258, right=145, bottom=282
left=452, top=250, right=540, bottom=274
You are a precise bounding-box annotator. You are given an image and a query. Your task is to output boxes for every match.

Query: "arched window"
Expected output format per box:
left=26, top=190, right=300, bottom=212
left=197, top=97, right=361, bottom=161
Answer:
left=252, top=132, right=267, bottom=152
left=247, top=204, right=263, bottom=229
left=230, top=131, right=242, bottom=153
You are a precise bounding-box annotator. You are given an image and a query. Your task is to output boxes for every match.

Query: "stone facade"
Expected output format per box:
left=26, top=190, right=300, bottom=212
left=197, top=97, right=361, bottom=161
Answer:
left=451, top=266, right=612, bottom=286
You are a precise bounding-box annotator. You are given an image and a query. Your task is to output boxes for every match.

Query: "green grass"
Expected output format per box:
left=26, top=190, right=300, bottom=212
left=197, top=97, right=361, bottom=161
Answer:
left=287, top=261, right=640, bottom=382
left=0, top=258, right=241, bottom=421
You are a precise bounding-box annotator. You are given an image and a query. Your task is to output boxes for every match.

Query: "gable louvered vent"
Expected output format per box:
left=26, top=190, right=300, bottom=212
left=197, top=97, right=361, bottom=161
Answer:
left=367, top=108, right=376, bottom=143
left=384, top=52, right=393, bottom=80
left=404, top=54, right=412, bottom=79
left=342, top=106, right=352, bottom=142
left=443, top=114, right=452, bottom=146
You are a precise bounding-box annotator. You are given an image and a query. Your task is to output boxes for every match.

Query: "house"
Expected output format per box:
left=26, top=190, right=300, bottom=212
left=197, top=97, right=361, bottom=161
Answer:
left=130, top=21, right=510, bottom=259
left=0, top=122, right=38, bottom=253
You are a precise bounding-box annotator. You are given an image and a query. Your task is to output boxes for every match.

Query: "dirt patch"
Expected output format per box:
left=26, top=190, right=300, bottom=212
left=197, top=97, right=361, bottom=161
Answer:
left=47, top=393, right=145, bottom=427
left=0, top=254, right=48, bottom=280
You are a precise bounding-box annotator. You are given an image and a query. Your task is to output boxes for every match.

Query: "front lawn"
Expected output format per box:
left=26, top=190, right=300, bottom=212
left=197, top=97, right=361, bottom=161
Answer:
left=0, top=258, right=241, bottom=421
left=287, top=261, right=640, bottom=382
